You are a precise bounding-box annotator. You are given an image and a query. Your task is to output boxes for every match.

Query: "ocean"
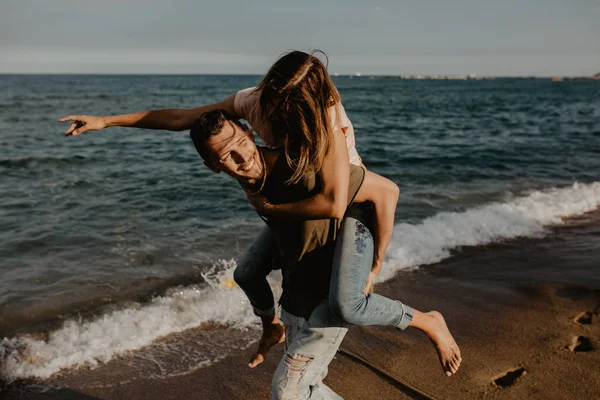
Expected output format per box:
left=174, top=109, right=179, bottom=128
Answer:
left=0, top=75, right=599, bottom=384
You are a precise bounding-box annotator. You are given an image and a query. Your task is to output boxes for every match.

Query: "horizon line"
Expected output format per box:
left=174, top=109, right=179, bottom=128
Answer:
left=0, top=72, right=593, bottom=79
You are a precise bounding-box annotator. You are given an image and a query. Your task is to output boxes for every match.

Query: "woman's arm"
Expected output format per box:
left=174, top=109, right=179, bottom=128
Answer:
left=353, top=170, right=400, bottom=295
left=59, top=95, right=238, bottom=136
left=250, top=127, right=351, bottom=220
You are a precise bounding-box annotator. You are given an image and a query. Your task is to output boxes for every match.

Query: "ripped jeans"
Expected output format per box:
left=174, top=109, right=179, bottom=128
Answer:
left=271, top=300, right=348, bottom=400
left=234, top=204, right=413, bottom=329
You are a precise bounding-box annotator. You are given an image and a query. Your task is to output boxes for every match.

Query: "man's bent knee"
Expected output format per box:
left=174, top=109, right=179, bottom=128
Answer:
left=271, top=353, right=314, bottom=400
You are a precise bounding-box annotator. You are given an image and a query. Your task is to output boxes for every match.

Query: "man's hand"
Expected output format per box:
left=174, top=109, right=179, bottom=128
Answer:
left=363, top=265, right=381, bottom=297
left=246, top=192, right=269, bottom=214
left=59, top=115, right=108, bottom=136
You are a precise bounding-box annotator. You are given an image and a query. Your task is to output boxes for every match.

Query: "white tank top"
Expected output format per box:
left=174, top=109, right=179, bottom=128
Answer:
left=233, top=87, right=362, bottom=166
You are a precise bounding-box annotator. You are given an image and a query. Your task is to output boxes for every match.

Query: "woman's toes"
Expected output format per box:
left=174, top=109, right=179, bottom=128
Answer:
left=448, top=361, right=456, bottom=374
left=452, top=361, right=460, bottom=374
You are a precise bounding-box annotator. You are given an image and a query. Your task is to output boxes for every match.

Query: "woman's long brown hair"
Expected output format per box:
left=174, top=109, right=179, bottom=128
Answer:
left=255, top=50, right=341, bottom=184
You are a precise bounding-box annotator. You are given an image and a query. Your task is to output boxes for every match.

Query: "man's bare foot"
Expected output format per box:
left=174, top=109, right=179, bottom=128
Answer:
left=410, top=310, right=462, bottom=376
left=248, top=321, right=285, bottom=369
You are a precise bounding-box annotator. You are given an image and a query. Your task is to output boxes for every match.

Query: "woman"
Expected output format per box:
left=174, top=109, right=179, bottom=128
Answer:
left=60, top=50, right=461, bottom=377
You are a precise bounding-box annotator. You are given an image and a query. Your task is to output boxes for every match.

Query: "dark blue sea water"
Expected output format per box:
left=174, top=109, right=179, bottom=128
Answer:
left=0, top=75, right=599, bottom=380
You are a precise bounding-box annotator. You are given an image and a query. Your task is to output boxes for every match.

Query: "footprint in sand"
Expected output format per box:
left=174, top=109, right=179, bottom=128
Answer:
left=493, top=368, right=527, bottom=388
left=574, top=311, right=593, bottom=325
left=566, top=336, right=594, bottom=352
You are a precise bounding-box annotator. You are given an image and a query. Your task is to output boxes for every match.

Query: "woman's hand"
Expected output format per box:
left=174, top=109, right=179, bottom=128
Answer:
left=261, top=126, right=350, bottom=220
left=58, top=94, right=239, bottom=135
left=246, top=192, right=269, bottom=214
left=59, top=115, right=108, bottom=136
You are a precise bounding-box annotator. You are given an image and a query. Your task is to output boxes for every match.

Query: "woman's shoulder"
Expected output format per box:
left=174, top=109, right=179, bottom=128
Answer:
left=328, top=101, right=350, bottom=129
left=234, top=87, right=261, bottom=116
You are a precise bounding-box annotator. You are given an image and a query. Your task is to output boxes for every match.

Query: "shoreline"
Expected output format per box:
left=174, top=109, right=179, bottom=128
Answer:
left=3, top=219, right=600, bottom=399
left=7, top=278, right=597, bottom=400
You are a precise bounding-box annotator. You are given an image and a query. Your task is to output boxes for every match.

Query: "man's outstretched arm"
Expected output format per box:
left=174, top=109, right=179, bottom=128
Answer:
left=59, top=95, right=238, bottom=136
left=353, top=170, right=400, bottom=295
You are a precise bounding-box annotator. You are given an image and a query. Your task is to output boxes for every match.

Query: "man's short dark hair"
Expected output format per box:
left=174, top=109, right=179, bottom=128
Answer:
left=189, top=109, right=243, bottom=161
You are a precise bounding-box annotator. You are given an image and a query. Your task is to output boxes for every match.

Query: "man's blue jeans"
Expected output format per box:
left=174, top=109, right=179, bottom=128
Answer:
left=271, top=300, right=348, bottom=400
left=233, top=205, right=413, bottom=329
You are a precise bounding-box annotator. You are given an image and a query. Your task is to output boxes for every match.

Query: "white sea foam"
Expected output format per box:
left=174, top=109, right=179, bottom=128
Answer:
left=378, top=181, right=600, bottom=282
left=1, top=260, right=281, bottom=381
left=1, top=182, right=599, bottom=380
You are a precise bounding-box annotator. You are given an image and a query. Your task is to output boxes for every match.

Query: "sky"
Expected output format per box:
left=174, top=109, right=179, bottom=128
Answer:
left=1, top=0, right=599, bottom=76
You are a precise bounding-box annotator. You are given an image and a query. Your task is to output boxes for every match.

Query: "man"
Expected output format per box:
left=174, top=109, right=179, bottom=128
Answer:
left=189, top=109, right=461, bottom=399
left=190, top=108, right=368, bottom=399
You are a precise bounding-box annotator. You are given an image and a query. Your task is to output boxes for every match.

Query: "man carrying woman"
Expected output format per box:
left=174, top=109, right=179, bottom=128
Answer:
left=59, top=51, right=462, bottom=392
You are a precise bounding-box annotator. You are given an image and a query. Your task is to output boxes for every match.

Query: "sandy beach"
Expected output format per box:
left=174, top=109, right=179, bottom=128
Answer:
left=3, top=215, right=599, bottom=400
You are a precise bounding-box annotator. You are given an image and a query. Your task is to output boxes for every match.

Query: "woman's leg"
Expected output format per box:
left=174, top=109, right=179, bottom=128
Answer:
left=234, top=225, right=278, bottom=317
left=329, top=205, right=462, bottom=376
left=234, top=225, right=285, bottom=368
left=329, top=209, right=413, bottom=329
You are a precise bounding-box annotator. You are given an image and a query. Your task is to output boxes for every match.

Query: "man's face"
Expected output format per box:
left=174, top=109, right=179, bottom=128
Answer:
left=205, top=120, right=263, bottom=183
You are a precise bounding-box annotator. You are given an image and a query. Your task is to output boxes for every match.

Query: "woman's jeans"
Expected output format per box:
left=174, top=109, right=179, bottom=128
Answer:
left=233, top=226, right=278, bottom=318
left=233, top=205, right=413, bottom=330
left=329, top=204, right=413, bottom=330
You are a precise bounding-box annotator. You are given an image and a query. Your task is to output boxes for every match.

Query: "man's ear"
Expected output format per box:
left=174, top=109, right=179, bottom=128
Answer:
left=203, top=160, right=221, bottom=174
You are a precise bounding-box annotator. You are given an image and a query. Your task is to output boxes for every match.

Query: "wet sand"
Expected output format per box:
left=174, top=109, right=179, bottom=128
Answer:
left=3, top=219, right=600, bottom=400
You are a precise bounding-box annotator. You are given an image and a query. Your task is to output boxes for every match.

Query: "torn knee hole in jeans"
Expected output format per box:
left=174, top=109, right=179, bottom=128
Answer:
left=285, top=353, right=313, bottom=373
left=280, top=353, right=314, bottom=399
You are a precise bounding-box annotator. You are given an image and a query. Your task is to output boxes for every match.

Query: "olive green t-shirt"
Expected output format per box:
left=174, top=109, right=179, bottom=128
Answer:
left=258, top=149, right=366, bottom=319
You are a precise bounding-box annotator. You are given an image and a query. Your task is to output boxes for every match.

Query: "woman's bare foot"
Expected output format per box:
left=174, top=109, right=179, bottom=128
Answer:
left=248, top=319, right=285, bottom=369
left=410, top=310, right=462, bottom=376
